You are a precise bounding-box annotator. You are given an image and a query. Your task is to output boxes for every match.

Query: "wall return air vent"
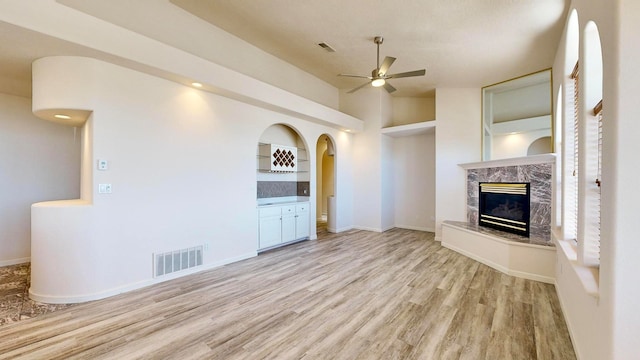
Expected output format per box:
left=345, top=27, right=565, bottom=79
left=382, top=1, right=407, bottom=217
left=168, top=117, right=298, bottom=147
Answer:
left=153, top=245, right=203, bottom=278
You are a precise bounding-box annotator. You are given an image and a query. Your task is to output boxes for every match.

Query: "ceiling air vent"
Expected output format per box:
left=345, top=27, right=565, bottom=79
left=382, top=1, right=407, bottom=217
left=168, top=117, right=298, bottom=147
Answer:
left=318, top=42, right=336, bottom=52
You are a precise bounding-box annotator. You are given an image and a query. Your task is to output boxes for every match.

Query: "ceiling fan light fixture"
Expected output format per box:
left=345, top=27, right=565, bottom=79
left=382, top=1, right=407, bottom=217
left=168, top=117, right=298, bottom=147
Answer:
left=338, top=35, right=425, bottom=94
left=371, top=78, right=386, bottom=87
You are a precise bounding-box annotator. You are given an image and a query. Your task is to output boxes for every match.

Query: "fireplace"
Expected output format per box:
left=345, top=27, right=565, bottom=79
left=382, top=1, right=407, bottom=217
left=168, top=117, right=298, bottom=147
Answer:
left=479, top=182, right=531, bottom=237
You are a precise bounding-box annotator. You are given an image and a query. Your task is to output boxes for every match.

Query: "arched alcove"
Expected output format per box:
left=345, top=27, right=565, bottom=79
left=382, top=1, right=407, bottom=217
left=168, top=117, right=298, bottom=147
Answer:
left=316, top=134, right=336, bottom=232
left=255, top=123, right=312, bottom=251
left=527, top=136, right=552, bottom=156
left=256, top=123, right=310, bottom=199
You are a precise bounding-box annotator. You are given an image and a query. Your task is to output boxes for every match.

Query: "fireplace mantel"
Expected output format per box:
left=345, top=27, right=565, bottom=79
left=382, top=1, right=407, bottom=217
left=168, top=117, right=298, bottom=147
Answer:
left=459, top=154, right=556, bottom=170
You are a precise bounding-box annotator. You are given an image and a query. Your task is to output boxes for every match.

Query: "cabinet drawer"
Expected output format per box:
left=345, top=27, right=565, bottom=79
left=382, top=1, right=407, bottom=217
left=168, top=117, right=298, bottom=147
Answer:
left=281, top=205, right=296, bottom=215
left=296, top=203, right=309, bottom=213
left=259, top=206, right=281, bottom=217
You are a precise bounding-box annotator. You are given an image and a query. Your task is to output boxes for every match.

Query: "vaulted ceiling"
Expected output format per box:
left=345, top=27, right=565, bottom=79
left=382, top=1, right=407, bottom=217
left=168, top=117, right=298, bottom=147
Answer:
left=0, top=0, right=568, bottom=98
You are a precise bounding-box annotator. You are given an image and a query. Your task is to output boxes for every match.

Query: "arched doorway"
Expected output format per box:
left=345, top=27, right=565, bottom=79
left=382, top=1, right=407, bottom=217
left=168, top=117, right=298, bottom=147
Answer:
left=316, top=135, right=335, bottom=233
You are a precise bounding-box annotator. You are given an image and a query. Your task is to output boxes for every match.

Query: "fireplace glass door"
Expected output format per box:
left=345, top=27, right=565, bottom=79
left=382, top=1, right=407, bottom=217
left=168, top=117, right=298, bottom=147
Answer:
left=478, top=182, right=531, bottom=237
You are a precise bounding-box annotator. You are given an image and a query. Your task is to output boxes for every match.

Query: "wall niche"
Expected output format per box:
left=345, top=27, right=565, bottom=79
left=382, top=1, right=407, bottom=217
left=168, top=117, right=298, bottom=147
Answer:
left=256, top=124, right=309, bottom=199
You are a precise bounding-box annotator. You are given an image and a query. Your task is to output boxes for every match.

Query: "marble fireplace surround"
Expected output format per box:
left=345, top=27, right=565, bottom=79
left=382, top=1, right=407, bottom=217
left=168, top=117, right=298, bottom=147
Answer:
left=462, top=154, right=555, bottom=246
left=440, top=154, right=556, bottom=283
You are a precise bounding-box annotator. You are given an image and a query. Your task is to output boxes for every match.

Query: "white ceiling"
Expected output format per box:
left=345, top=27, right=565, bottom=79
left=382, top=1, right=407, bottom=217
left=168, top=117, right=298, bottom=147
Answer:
left=0, top=0, right=569, bottom=99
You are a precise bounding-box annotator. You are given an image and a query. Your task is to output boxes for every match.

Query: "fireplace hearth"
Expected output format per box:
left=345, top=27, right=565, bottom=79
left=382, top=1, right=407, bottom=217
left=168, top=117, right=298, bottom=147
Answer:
left=479, top=182, right=531, bottom=237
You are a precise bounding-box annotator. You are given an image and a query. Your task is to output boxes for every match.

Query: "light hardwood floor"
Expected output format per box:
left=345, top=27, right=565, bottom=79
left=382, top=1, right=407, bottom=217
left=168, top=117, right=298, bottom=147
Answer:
left=0, top=228, right=576, bottom=359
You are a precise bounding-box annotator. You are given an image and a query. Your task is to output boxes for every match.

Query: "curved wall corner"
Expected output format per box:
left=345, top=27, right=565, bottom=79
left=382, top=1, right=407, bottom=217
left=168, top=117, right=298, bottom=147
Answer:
left=32, top=56, right=96, bottom=126
left=30, top=56, right=98, bottom=303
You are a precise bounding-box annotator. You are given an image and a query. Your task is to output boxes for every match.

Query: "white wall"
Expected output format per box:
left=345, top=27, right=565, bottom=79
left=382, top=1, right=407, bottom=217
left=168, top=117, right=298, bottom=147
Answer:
left=612, top=1, right=640, bottom=356
left=492, top=82, right=551, bottom=122
left=0, top=93, right=80, bottom=265
left=340, top=88, right=384, bottom=231
left=552, top=0, right=640, bottom=359
left=434, top=89, right=481, bottom=241
left=492, top=128, right=552, bottom=159
left=334, top=130, right=355, bottom=232
left=29, top=56, right=352, bottom=303
left=392, top=131, right=436, bottom=231
left=390, top=97, right=436, bottom=126
left=380, top=91, right=395, bottom=231
left=381, top=134, right=395, bottom=231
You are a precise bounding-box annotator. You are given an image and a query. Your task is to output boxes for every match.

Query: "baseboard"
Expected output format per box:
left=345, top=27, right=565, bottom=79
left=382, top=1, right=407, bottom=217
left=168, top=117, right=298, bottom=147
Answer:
left=395, top=225, right=435, bottom=232
left=335, top=225, right=434, bottom=234
left=0, top=257, right=30, bottom=267
left=29, top=251, right=257, bottom=304
left=352, top=226, right=383, bottom=232
left=329, top=226, right=353, bottom=233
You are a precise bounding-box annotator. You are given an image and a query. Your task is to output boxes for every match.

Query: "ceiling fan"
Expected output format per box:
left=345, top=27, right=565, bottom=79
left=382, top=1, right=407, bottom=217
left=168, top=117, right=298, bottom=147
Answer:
left=339, top=36, right=426, bottom=94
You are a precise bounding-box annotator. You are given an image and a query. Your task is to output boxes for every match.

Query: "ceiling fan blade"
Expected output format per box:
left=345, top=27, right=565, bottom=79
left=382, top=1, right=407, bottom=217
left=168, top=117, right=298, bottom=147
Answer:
left=347, top=81, right=372, bottom=94
left=378, top=56, right=396, bottom=76
left=383, top=82, right=397, bottom=93
left=338, top=73, right=372, bottom=79
left=387, top=69, right=426, bottom=79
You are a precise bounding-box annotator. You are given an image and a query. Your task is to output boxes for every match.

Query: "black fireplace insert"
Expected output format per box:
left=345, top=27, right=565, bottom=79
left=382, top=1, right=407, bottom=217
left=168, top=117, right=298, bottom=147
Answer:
left=478, top=182, right=531, bottom=237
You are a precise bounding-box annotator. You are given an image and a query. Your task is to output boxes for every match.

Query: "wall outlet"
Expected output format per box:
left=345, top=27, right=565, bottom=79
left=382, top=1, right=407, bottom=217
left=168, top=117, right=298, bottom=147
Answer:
left=98, top=184, right=112, bottom=194
left=97, top=159, right=109, bottom=171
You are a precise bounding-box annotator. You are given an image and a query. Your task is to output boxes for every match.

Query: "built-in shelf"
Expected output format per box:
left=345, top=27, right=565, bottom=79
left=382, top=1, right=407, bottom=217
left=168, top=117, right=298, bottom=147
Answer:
left=381, top=120, right=436, bottom=138
left=257, top=170, right=308, bottom=173
left=256, top=142, right=309, bottom=174
left=258, top=142, right=307, bottom=152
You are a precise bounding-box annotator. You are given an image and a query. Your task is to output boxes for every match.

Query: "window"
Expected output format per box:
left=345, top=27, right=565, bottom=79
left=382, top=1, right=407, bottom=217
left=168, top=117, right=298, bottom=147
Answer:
left=561, top=9, right=580, bottom=243
left=560, top=17, right=602, bottom=268
left=579, top=21, right=603, bottom=267
left=563, top=62, right=579, bottom=242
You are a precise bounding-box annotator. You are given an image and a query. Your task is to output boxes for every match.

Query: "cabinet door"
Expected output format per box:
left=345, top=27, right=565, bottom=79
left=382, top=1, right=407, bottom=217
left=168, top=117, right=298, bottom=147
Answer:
left=295, top=203, right=310, bottom=239
left=259, top=215, right=282, bottom=249
left=281, top=214, right=296, bottom=243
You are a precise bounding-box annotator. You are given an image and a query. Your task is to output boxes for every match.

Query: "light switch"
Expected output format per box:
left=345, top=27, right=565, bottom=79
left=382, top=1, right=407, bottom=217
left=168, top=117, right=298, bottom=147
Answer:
left=98, top=184, right=112, bottom=194
left=97, top=159, right=109, bottom=171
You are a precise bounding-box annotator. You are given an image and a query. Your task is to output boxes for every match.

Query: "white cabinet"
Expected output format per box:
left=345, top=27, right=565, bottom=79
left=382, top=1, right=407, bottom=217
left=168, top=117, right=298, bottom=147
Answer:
left=281, top=205, right=296, bottom=243
left=295, top=203, right=310, bottom=239
left=258, top=202, right=309, bottom=250
left=258, top=214, right=282, bottom=248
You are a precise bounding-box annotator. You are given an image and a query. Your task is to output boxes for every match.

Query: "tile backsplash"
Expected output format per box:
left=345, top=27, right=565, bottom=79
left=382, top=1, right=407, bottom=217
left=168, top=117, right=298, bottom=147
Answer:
left=257, top=181, right=310, bottom=198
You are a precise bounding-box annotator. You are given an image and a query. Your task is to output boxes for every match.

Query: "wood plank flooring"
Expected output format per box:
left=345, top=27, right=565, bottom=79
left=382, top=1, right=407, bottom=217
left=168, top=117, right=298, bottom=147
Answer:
left=0, top=228, right=576, bottom=359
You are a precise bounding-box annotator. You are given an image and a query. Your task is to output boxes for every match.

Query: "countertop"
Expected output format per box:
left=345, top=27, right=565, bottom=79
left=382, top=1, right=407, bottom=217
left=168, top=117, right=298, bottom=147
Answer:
left=257, top=196, right=309, bottom=207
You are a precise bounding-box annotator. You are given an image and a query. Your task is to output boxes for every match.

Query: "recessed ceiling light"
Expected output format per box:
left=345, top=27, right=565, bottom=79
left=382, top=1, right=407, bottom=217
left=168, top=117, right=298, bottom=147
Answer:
left=192, top=82, right=203, bottom=88
left=54, top=114, right=71, bottom=120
